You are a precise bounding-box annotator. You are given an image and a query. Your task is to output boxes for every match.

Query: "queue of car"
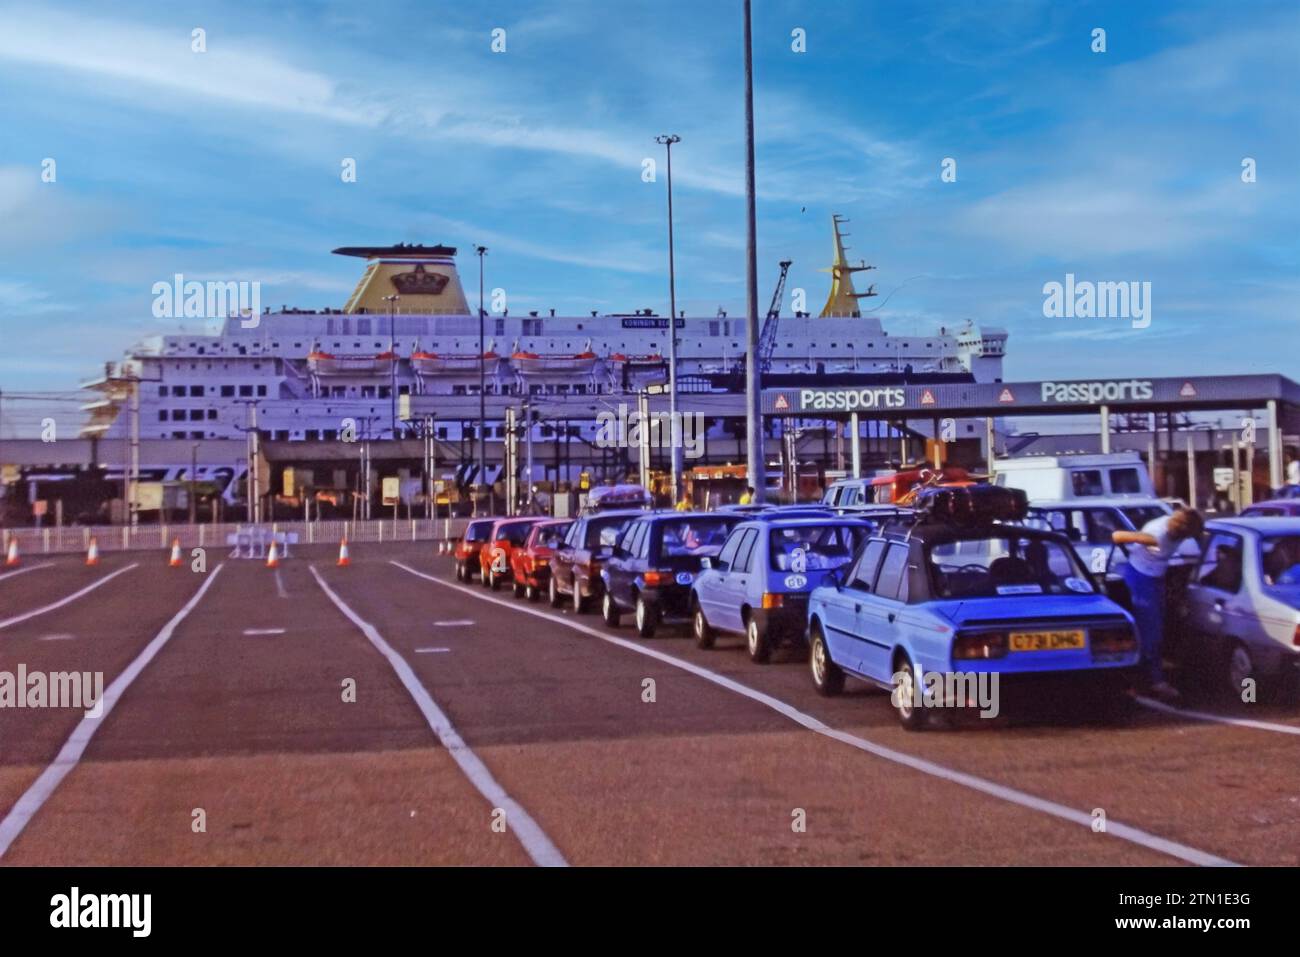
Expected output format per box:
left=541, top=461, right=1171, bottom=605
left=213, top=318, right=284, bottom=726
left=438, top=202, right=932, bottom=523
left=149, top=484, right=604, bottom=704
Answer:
left=446, top=470, right=1300, bottom=730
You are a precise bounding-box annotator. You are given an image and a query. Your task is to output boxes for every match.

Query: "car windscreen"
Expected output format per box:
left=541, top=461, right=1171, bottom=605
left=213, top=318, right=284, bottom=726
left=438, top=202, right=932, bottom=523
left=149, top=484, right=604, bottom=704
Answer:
left=1120, top=505, right=1169, bottom=529
left=464, top=521, right=494, bottom=542
left=584, top=515, right=629, bottom=548
left=656, top=518, right=736, bottom=557
left=769, top=524, right=860, bottom=571
left=1260, top=534, right=1300, bottom=587
left=927, top=533, right=1093, bottom=598
left=495, top=522, right=534, bottom=545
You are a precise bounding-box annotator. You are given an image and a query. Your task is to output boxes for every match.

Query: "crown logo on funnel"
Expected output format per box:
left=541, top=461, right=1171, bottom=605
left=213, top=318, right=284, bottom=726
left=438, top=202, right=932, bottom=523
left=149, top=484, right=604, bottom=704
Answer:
left=391, top=263, right=450, bottom=295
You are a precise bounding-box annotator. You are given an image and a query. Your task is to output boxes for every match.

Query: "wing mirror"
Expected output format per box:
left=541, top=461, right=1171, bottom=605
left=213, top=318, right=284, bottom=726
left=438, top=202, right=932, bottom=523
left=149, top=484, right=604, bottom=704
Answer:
left=700, top=557, right=712, bottom=571
left=599, top=526, right=620, bottom=548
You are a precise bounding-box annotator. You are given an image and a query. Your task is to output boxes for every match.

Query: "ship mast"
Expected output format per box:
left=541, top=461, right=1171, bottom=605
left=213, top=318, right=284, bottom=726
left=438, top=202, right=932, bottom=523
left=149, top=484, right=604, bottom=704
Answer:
left=819, top=214, right=877, bottom=318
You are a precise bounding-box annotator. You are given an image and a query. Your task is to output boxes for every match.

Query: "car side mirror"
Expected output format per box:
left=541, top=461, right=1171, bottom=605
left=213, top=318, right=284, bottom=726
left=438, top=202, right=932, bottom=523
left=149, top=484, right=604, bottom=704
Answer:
left=700, top=557, right=712, bottom=570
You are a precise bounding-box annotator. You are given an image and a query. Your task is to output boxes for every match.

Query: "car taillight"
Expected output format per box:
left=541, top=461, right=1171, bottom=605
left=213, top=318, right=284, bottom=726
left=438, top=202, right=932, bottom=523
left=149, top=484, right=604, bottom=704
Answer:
left=762, top=592, right=785, bottom=609
left=1292, top=624, right=1300, bottom=647
left=1090, top=626, right=1137, bottom=654
left=953, top=630, right=1007, bottom=659
left=643, top=570, right=669, bottom=586
left=534, top=557, right=548, bottom=566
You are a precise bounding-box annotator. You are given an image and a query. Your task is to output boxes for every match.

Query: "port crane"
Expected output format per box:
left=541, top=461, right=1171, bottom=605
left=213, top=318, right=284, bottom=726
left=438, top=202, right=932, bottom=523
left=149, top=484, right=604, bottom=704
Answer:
left=757, top=260, right=792, bottom=372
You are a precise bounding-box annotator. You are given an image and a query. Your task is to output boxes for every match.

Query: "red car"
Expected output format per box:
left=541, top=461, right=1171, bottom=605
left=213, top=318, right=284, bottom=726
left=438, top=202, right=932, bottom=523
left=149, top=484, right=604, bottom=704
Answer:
left=453, top=518, right=498, bottom=582
left=510, top=519, right=574, bottom=601
left=479, top=517, right=545, bottom=590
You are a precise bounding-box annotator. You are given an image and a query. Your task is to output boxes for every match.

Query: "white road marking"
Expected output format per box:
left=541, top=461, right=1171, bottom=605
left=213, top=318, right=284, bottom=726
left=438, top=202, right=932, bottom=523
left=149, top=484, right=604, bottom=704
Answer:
left=37, top=634, right=76, bottom=642
left=392, top=560, right=1239, bottom=868
left=275, top=569, right=289, bottom=599
left=415, top=647, right=451, bottom=654
left=243, top=628, right=286, bottom=636
left=1136, top=695, right=1300, bottom=737
left=0, top=564, right=138, bottom=632
left=310, top=566, right=566, bottom=868
left=434, top=619, right=475, bottom=627
left=0, top=565, right=224, bottom=858
left=0, top=562, right=54, bottom=583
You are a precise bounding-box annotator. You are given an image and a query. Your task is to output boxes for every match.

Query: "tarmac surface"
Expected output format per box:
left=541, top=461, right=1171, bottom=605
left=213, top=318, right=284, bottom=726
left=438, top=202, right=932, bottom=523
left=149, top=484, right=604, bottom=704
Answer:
left=0, top=541, right=1296, bottom=866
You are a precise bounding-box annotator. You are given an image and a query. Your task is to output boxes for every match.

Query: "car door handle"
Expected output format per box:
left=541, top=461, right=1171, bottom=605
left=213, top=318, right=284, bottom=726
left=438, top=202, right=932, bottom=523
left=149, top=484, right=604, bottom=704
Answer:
left=887, top=612, right=896, bottom=623
left=853, top=603, right=861, bottom=613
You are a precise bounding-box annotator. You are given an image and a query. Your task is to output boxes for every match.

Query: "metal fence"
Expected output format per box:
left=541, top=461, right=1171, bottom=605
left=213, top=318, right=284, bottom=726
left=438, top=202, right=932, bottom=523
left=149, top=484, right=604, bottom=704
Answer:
left=1, top=517, right=473, bottom=556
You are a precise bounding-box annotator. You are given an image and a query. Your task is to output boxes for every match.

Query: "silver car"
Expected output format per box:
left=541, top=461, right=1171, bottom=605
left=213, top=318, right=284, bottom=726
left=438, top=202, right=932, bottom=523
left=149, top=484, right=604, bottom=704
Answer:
left=1023, top=498, right=1199, bottom=573
left=1176, top=516, right=1300, bottom=697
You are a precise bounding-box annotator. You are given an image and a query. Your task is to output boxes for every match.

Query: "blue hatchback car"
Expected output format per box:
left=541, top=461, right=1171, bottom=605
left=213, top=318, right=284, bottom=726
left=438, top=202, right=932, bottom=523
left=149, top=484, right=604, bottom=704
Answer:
left=690, top=516, right=872, bottom=662
left=807, top=488, right=1140, bottom=729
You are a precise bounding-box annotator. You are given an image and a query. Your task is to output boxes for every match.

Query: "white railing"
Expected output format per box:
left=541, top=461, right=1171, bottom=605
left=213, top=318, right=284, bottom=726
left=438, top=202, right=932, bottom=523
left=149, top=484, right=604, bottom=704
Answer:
left=0, top=517, right=473, bottom=555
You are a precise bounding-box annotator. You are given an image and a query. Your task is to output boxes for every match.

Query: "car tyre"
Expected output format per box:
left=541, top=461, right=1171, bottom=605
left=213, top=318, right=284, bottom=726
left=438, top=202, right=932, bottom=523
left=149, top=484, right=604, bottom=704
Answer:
left=512, top=579, right=525, bottom=598
left=573, top=579, right=589, bottom=614
left=809, top=624, right=844, bottom=696
left=548, top=575, right=563, bottom=608
left=746, top=615, right=772, bottom=664
left=1223, top=640, right=1256, bottom=702
left=892, top=657, right=927, bottom=731
left=455, top=561, right=465, bottom=582
left=634, top=594, right=658, bottom=639
left=602, top=591, right=621, bottom=627
left=692, top=601, right=715, bottom=650
left=525, top=582, right=539, bottom=602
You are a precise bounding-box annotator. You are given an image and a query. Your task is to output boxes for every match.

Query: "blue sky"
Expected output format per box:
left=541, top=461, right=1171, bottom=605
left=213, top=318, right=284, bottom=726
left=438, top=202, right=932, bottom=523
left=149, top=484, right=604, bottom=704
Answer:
left=0, top=0, right=1296, bottom=400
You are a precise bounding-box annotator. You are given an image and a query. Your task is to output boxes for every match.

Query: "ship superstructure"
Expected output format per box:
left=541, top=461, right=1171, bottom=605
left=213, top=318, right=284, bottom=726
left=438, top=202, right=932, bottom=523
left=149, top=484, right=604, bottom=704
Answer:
left=81, top=220, right=1007, bottom=444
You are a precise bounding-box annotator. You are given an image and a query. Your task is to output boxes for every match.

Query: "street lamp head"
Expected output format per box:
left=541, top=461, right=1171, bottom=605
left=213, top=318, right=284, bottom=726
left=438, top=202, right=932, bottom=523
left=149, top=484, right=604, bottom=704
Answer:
left=655, top=134, right=681, bottom=146
left=475, top=245, right=487, bottom=256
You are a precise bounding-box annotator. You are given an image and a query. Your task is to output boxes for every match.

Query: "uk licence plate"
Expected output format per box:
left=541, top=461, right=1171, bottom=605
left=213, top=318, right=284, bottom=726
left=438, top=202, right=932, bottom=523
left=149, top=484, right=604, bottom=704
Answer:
left=1008, top=629, right=1085, bottom=652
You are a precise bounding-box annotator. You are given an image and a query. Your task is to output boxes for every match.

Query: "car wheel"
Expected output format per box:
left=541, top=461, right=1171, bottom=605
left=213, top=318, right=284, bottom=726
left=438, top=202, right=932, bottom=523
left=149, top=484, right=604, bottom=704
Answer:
left=892, top=657, right=927, bottom=731
left=489, top=570, right=502, bottom=591
left=746, top=614, right=772, bottom=664
left=525, top=583, right=538, bottom=602
left=809, top=624, right=844, bottom=696
left=692, top=601, right=715, bottom=650
left=512, top=579, right=525, bottom=598
left=602, top=591, right=621, bottom=627
left=548, top=575, right=563, bottom=608
left=634, top=594, right=658, bottom=639
left=455, top=561, right=464, bottom=582
left=573, top=579, right=588, bottom=614
left=1224, top=640, right=1256, bottom=701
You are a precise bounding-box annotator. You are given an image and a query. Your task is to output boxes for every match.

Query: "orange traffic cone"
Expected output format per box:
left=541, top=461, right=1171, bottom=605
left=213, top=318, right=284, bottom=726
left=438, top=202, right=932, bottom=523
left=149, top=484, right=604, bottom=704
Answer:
left=86, top=537, right=100, bottom=566
left=168, top=538, right=182, bottom=568
left=4, top=536, right=18, bottom=567
left=266, top=540, right=280, bottom=569
left=337, top=537, right=350, bottom=567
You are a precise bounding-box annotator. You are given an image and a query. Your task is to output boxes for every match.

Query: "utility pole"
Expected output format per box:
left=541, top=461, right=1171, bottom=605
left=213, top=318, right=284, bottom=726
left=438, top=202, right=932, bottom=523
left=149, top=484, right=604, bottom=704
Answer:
left=742, top=0, right=764, bottom=503
left=524, top=400, right=534, bottom=511
left=189, top=442, right=198, bottom=525
left=656, top=133, right=683, bottom=503
left=383, top=294, right=400, bottom=438
left=129, top=374, right=140, bottom=526
left=476, top=245, right=488, bottom=513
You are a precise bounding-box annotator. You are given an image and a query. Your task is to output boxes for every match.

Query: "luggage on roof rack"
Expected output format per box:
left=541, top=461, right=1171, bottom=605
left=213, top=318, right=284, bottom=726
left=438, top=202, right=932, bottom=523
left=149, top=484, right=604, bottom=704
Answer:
left=911, top=484, right=1028, bottom=525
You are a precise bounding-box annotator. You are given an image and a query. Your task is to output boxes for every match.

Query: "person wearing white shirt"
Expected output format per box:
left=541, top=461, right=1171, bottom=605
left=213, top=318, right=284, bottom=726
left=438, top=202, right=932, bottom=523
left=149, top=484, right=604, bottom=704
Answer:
left=1112, top=508, right=1203, bottom=701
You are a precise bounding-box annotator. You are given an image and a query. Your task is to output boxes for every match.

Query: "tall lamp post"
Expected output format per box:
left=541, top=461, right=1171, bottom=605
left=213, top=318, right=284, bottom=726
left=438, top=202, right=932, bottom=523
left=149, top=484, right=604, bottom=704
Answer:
left=475, top=245, right=488, bottom=512
left=742, top=0, right=764, bottom=503
left=383, top=294, right=400, bottom=438
left=655, top=134, right=683, bottom=503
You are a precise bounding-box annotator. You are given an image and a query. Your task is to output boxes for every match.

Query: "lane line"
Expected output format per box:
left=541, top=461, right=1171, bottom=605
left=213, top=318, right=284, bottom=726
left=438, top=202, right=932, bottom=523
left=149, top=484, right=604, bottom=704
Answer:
left=0, top=565, right=224, bottom=858
left=274, top=569, right=289, bottom=599
left=434, top=619, right=475, bottom=627
left=0, top=562, right=54, bottom=584
left=392, top=560, right=1239, bottom=868
left=1136, top=695, right=1300, bottom=737
left=0, top=564, right=139, bottom=631
left=310, top=566, right=567, bottom=868
left=415, top=647, right=451, bottom=654
left=242, top=628, right=286, bottom=636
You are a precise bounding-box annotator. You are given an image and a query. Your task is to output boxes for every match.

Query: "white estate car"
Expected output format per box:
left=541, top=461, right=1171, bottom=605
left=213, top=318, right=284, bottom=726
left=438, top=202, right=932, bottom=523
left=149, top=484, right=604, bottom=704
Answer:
left=1175, top=516, right=1300, bottom=697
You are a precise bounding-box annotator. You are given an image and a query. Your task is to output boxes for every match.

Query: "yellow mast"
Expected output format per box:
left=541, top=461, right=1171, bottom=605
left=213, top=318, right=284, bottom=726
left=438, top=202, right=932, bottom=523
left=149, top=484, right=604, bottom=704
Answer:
left=819, top=214, right=877, bottom=318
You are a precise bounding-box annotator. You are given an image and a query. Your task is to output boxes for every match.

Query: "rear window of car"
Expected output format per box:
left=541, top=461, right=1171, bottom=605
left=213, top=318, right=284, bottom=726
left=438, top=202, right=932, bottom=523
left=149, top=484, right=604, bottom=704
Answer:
left=1121, top=505, right=1168, bottom=529
left=495, top=521, right=535, bottom=545
left=584, top=515, right=628, bottom=548
left=769, top=524, right=859, bottom=571
left=655, top=518, right=735, bottom=557
left=532, top=522, right=572, bottom=547
left=465, top=521, right=494, bottom=542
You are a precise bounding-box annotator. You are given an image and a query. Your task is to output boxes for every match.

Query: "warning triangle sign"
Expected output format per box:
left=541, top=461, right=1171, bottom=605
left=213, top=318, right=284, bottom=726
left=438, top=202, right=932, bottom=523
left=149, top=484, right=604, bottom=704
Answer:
left=774, top=394, right=790, bottom=411
left=998, top=388, right=1015, bottom=403
left=1179, top=381, right=1197, bottom=397
left=920, top=389, right=936, bottom=406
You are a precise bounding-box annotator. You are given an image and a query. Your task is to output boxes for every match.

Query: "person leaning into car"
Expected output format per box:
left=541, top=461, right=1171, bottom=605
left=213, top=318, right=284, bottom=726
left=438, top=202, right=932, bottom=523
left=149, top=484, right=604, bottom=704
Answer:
left=1112, top=507, right=1204, bottom=702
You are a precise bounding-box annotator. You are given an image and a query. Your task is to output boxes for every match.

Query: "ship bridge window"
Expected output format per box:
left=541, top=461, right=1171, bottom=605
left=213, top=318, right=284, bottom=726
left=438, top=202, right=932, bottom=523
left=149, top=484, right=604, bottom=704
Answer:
left=171, top=386, right=185, bottom=396
left=157, top=410, right=167, bottom=421
left=207, top=410, right=217, bottom=420
left=157, top=386, right=166, bottom=397
left=239, top=385, right=253, bottom=397
left=257, top=385, right=267, bottom=397
left=709, top=321, right=719, bottom=336
left=496, top=319, right=507, bottom=336
left=189, top=386, right=203, bottom=396
left=357, top=319, right=371, bottom=335
left=361, top=386, right=376, bottom=398
left=221, top=385, right=235, bottom=397
left=189, top=410, right=203, bottom=421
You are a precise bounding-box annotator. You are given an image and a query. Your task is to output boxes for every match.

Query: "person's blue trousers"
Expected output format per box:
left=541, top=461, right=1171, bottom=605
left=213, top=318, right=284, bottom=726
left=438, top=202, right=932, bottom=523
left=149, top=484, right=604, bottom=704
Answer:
left=1122, top=561, right=1167, bottom=685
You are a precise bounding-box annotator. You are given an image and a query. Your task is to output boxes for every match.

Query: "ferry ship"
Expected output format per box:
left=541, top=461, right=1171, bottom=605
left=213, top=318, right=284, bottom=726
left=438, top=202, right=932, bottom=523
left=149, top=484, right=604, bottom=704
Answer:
left=80, top=217, right=1007, bottom=446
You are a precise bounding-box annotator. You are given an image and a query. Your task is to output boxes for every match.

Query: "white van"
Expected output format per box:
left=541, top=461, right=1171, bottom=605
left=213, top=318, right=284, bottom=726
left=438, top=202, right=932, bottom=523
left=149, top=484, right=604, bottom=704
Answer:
left=992, top=452, right=1154, bottom=501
